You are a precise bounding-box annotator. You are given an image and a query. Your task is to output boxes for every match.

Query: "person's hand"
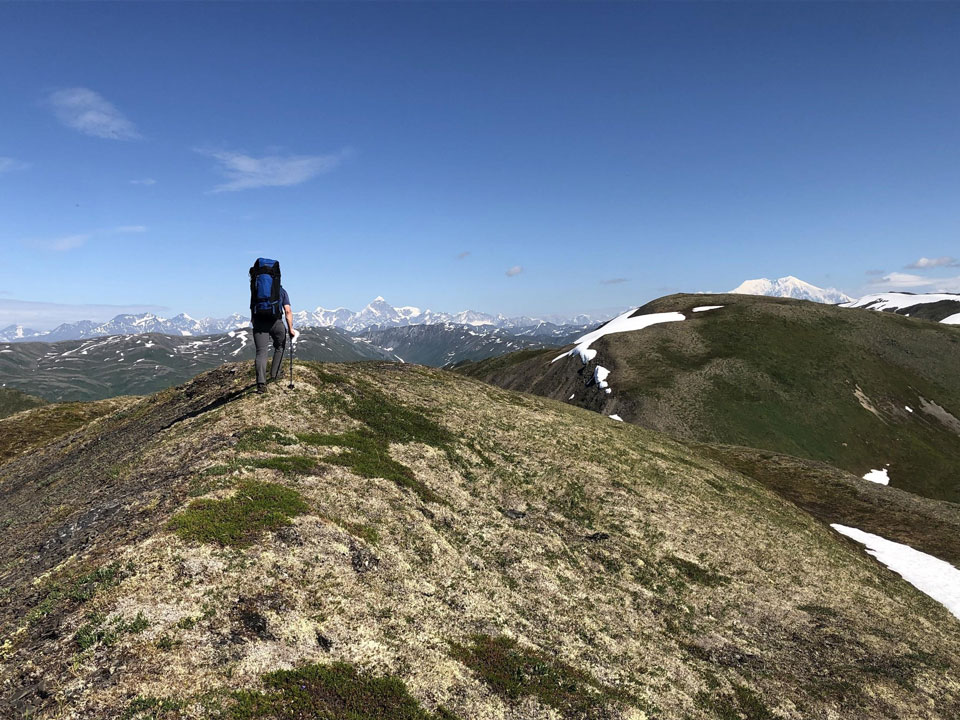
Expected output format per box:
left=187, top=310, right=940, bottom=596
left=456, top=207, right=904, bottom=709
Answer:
left=290, top=328, right=300, bottom=343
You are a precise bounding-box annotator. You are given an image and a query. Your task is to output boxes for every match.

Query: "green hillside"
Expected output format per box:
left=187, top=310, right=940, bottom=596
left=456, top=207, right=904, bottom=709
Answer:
left=0, top=387, right=47, bottom=419
left=0, top=327, right=391, bottom=402
left=357, top=324, right=583, bottom=367
left=458, top=293, right=960, bottom=503
left=1, top=363, right=959, bottom=719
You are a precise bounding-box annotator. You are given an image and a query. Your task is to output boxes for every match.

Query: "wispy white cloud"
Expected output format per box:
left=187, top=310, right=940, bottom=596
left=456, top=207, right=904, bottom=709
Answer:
left=505, top=265, right=523, bottom=277
left=601, top=277, right=629, bottom=285
left=0, top=298, right=168, bottom=331
left=47, top=234, right=92, bottom=251
left=196, top=147, right=348, bottom=192
left=129, top=178, right=156, bottom=185
left=869, top=272, right=960, bottom=293
left=24, top=224, right=147, bottom=252
left=906, top=256, right=960, bottom=269
left=0, top=157, right=31, bottom=174
left=46, top=87, right=141, bottom=140
left=865, top=269, right=886, bottom=276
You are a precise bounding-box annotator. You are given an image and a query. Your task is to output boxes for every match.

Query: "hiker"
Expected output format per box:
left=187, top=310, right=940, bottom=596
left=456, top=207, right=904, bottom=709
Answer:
left=249, top=258, right=298, bottom=393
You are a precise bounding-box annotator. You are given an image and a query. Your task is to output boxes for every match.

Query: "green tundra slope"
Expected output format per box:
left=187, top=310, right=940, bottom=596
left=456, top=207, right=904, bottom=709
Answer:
left=0, top=395, right=136, bottom=465
left=457, top=293, right=960, bottom=503
left=1, top=363, right=959, bottom=719
left=0, top=387, right=47, bottom=419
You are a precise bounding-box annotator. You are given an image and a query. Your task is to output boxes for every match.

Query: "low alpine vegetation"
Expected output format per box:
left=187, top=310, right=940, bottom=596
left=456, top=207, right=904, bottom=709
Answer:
left=234, top=425, right=298, bottom=452
left=298, top=367, right=455, bottom=503
left=301, top=430, right=440, bottom=503
left=168, top=481, right=309, bottom=547
left=224, top=662, right=458, bottom=719
left=74, top=611, right=150, bottom=651
left=450, top=634, right=636, bottom=719
left=27, top=561, right=135, bottom=625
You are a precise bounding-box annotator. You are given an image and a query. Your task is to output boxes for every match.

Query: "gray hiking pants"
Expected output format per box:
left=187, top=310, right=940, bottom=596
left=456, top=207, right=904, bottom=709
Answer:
left=253, top=318, right=286, bottom=385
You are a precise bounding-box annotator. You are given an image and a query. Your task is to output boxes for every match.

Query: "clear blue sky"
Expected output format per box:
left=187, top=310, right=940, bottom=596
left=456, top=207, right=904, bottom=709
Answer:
left=2, top=2, right=959, bottom=328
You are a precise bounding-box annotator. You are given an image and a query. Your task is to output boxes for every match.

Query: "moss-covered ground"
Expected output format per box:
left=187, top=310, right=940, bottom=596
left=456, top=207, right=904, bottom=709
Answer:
left=168, top=481, right=310, bottom=547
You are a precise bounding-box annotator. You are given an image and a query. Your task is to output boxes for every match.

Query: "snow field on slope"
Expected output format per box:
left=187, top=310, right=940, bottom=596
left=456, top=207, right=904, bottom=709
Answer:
left=553, top=308, right=685, bottom=364
left=841, top=292, right=960, bottom=312
left=942, top=313, right=960, bottom=325
left=831, top=524, right=960, bottom=621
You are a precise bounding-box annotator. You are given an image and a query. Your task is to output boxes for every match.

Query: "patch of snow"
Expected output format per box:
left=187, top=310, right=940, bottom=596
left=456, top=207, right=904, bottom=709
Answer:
left=594, top=366, right=610, bottom=389
left=942, top=313, right=960, bottom=325
left=905, top=406, right=913, bottom=413
left=862, top=468, right=890, bottom=485
left=568, top=394, right=575, bottom=400
left=553, top=308, right=685, bottom=364
left=609, top=414, right=624, bottom=422
left=831, top=524, right=960, bottom=621
left=230, top=330, right=248, bottom=356
left=842, top=292, right=960, bottom=312
left=693, top=305, right=723, bottom=313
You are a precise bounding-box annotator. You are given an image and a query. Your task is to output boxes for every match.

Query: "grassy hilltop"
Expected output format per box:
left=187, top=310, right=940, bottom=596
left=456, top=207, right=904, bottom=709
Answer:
left=457, top=294, right=960, bottom=503
left=1, top=362, right=959, bottom=719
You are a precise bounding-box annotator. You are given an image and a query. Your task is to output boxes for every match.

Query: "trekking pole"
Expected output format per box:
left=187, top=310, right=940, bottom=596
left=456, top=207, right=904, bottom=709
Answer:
left=288, top=331, right=295, bottom=389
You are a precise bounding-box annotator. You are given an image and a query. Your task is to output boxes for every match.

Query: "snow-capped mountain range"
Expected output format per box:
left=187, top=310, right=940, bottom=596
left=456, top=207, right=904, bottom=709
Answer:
left=730, top=276, right=853, bottom=304
left=0, top=297, right=610, bottom=343
left=8, top=280, right=953, bottom=344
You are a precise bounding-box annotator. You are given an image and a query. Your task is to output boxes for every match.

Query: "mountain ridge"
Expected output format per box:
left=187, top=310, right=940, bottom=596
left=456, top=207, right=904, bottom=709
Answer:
left=0, top=298, right=615, bottom=343
left=2, top=362, right=959, bottom=718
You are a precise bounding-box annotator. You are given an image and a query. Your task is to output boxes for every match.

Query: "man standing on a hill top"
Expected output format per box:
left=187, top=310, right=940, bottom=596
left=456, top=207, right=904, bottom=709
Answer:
left=249, top=257, right=298, bottom=394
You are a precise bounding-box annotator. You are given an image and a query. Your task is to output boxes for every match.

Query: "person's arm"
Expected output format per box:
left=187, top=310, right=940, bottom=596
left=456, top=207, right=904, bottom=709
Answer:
left=284, top=304, right=297, bottom=339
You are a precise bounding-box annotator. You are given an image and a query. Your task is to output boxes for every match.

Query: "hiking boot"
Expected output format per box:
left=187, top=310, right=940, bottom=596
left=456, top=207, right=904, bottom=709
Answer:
left=256, top=383, right=266, bottom=394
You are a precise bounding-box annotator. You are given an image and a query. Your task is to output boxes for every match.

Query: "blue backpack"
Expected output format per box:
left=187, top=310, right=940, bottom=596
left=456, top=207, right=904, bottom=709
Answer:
left=249, top=258, right=282, bottom=320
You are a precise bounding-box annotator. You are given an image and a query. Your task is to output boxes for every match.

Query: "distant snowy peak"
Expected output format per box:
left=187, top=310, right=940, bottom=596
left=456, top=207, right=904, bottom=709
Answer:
left=0, top=324, right=46, bottom=342
left=730, top=276, right=853, bottom=304
left=298, top=299, right=603, bottom=333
